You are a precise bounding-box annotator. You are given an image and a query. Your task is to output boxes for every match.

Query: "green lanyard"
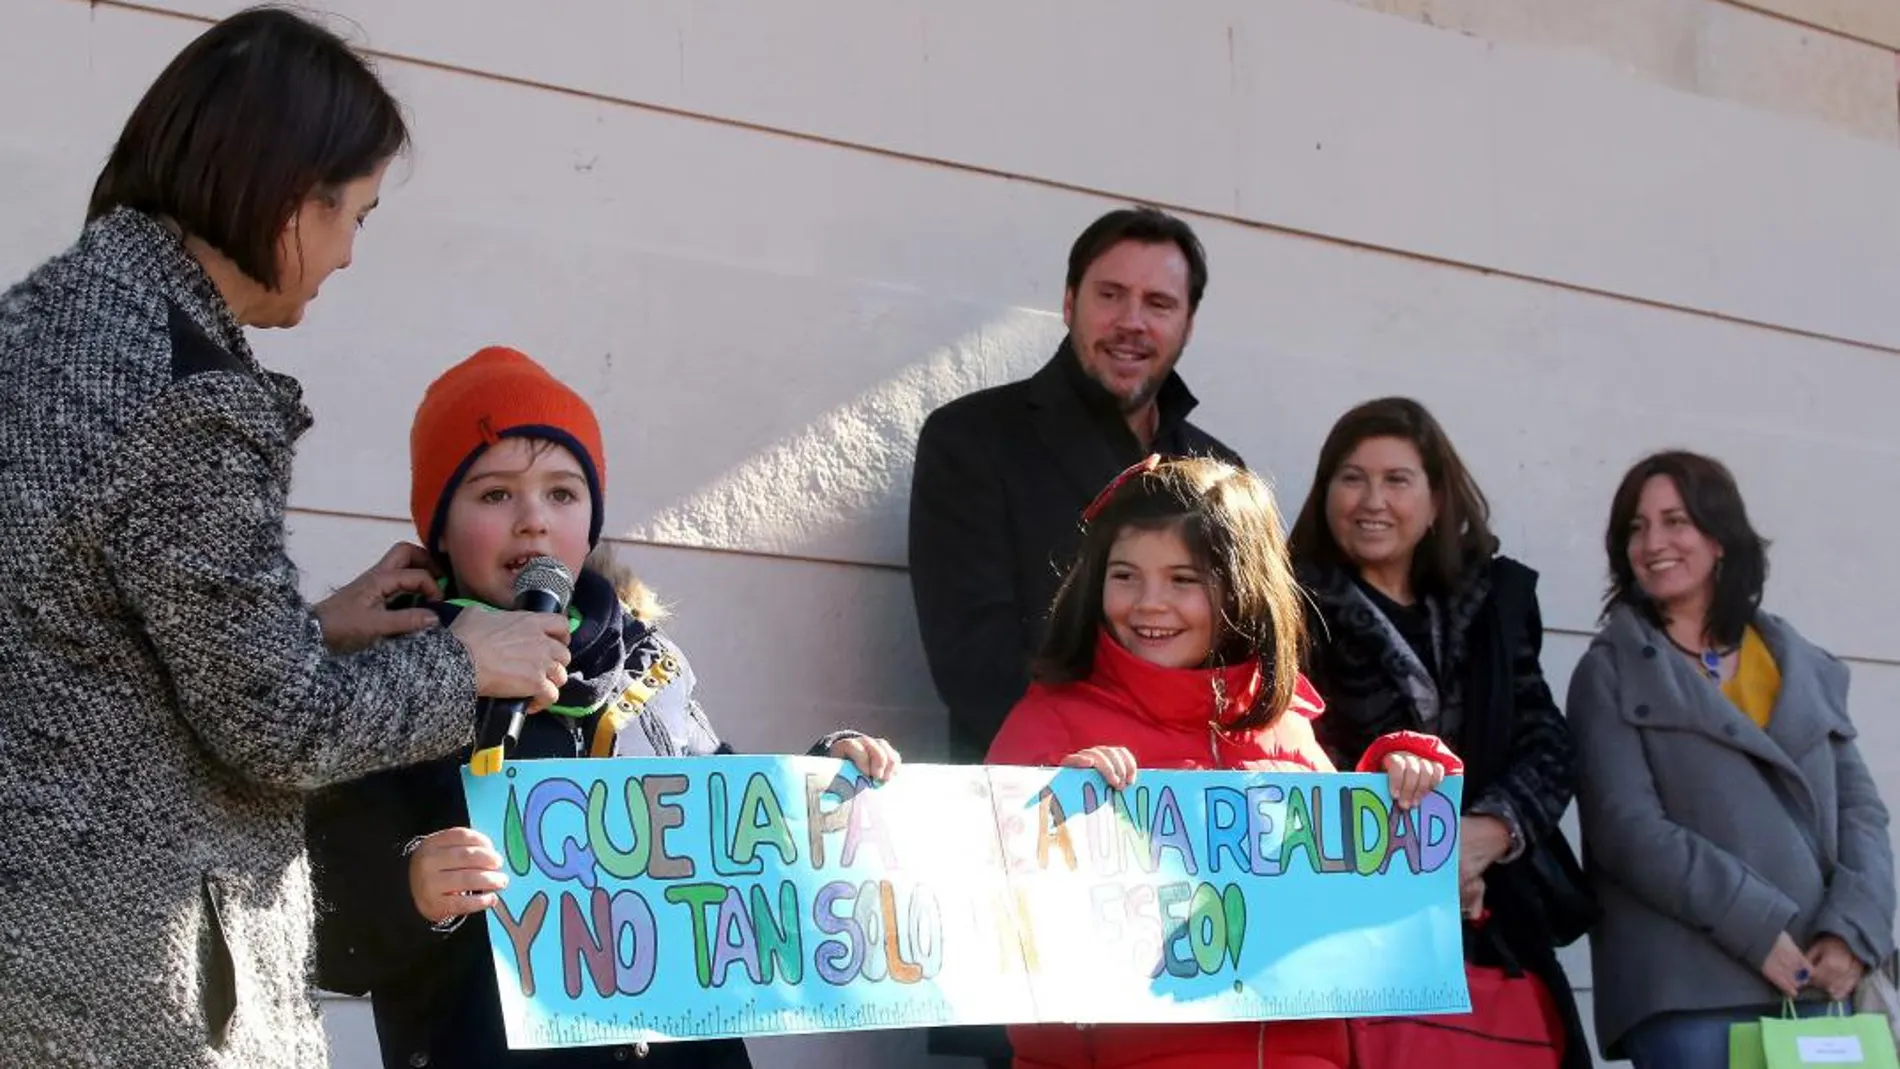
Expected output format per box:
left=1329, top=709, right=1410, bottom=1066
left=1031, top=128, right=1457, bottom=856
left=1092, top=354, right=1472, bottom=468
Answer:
left=446, top=598, right=596, bottom=719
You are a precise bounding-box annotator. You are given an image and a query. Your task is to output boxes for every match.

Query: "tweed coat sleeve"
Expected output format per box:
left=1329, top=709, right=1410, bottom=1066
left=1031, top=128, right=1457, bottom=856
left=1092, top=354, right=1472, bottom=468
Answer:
left=101, top=372, right=477, bottom=790
left=1812, top=685, right=1897, bottom=967
left=1569, top=645, right=1798, bottom=970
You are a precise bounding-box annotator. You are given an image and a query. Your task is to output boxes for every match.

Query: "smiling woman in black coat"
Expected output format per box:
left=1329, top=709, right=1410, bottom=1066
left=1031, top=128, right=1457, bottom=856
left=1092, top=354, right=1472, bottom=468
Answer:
left=1287, top=397, right=1592, bottom=1069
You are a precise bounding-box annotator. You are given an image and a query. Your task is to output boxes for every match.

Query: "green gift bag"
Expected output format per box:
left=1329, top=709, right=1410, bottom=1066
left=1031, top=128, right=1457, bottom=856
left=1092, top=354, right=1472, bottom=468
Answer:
left=1731, top=1001, right=1900, bottom=1068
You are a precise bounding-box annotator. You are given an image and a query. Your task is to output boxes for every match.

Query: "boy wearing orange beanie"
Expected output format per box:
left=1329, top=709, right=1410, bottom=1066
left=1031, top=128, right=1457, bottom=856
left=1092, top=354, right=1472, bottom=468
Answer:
left=307, top=347, right=901, bottom=1069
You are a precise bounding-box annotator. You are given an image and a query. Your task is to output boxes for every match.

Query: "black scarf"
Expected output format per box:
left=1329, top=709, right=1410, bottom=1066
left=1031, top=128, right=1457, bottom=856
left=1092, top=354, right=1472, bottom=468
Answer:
left=1298, top=557, right=1491, bottom=762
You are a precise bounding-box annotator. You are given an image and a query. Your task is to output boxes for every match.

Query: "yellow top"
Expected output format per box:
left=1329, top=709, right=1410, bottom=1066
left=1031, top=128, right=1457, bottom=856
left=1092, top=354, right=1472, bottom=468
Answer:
left=1721, top=626, right=1781, bottom=729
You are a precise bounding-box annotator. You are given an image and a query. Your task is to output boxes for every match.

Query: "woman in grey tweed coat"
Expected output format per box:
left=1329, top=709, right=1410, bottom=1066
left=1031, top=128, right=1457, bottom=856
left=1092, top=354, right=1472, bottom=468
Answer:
left=0, top=11, right=571, bottom=1067
left=1570, top=452, right=1894, bottom=1066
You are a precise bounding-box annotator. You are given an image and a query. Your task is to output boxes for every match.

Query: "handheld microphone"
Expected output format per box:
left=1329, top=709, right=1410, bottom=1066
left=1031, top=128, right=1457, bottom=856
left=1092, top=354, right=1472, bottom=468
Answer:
left=468, top=556, right=575, bottom=776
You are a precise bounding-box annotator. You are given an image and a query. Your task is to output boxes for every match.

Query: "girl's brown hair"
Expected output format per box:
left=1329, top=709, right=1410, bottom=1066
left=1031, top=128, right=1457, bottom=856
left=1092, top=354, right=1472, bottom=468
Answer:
left=1287, top=397, right=1499, bottom=595
left=1034, top=457, right=1304, bottom=731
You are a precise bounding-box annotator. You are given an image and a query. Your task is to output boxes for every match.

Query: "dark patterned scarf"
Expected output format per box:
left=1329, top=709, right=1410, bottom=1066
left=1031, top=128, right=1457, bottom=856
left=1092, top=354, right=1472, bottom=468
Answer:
left=426, top=567, right=642, bottom=721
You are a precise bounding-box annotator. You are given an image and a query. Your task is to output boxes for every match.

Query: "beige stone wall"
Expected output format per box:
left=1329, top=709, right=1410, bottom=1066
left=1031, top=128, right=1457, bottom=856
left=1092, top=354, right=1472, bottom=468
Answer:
left=1731, top=0, right=1900, bottom=47
left=1345, top=0, right=1899, bottom=141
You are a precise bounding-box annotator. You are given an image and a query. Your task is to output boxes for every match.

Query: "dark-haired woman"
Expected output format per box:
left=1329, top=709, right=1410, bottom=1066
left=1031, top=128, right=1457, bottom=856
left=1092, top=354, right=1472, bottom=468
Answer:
left=1288, top=397, right=1589, bottom=1068
left=0, top=11, right=568, bottom=1066
left=1569, top=450, right=1894, bottom=1067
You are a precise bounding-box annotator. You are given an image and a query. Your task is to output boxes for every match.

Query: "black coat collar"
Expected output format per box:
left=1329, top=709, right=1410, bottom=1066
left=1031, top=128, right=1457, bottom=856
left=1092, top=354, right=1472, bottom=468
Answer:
left=1023, top=336, right=1205, bottom=503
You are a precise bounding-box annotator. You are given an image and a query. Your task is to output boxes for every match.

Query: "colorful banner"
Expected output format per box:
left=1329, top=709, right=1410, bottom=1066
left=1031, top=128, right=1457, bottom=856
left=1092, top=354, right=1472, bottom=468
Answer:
left=462, top=757, right=1468, bottom=1049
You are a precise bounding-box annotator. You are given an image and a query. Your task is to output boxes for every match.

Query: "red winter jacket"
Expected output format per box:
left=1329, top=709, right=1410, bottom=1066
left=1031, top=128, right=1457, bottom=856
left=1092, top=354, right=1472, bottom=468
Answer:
left=986, top=630, right=1462, bottom=1069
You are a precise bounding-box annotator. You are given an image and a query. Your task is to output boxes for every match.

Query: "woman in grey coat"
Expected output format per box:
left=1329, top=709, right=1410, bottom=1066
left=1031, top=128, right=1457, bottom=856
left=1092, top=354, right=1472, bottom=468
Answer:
left=1568, top=450, right=1894, bottom=1067
left=0, top=11, right=569, bottom=1068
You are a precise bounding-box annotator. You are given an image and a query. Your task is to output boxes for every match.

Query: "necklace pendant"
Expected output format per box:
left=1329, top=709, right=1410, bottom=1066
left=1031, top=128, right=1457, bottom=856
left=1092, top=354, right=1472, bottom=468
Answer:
left=1700, top=649, right=1723, bottom=681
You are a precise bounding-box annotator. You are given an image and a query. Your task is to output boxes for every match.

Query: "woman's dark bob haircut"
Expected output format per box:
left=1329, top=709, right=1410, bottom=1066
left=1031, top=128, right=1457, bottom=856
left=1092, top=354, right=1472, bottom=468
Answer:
left=87, top=6, right=408, bottom=290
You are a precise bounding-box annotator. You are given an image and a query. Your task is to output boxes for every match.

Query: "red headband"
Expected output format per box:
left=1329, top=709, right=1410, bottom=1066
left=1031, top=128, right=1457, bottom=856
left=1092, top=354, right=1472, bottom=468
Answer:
left=1082, top=454, right=1164, bottom=524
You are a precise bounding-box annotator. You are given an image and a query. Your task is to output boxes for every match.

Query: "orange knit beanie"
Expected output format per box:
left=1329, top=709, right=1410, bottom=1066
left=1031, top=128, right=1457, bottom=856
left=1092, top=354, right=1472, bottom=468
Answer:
left=409, top=346, right=606, bottom=556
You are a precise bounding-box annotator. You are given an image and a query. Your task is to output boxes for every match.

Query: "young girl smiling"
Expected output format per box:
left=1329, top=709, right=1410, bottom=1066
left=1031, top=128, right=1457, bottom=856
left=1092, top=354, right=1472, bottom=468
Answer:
left=988, top=455, right=1461, bottom=1069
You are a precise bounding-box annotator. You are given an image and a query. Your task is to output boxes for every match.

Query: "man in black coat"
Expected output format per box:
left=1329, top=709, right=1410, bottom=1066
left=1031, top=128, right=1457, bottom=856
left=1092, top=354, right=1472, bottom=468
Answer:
left=905, top=207, right=1240, bottom=1064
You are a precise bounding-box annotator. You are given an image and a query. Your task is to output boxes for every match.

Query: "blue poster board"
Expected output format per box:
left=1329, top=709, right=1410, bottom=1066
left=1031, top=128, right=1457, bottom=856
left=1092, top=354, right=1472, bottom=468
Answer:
left=462, top=757, right=1467, bottom=1049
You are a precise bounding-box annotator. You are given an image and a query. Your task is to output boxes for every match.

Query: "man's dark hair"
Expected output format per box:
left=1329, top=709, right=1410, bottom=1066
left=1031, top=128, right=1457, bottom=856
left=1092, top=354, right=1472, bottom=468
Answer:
left=88, top=6, right=409, bottom=290
left=1064, top=206, right=1209, bottom=311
